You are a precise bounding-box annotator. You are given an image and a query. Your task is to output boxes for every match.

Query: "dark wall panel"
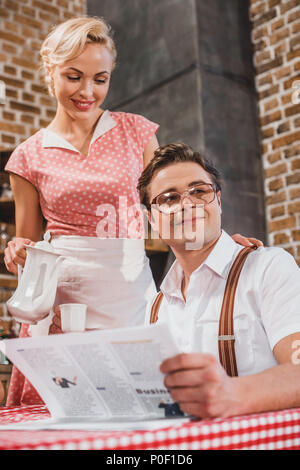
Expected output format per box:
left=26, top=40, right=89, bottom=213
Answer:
left=195, top=0, right=266, bottom=239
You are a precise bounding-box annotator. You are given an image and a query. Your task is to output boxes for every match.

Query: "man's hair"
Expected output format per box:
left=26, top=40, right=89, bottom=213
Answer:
left=137, top=142, right=223, bottom=208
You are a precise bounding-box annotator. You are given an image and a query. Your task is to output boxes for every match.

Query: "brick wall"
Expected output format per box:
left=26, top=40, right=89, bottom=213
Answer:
left=250, top=0, right=300, bottom=265
left=0, top=0, right=87, bottom=150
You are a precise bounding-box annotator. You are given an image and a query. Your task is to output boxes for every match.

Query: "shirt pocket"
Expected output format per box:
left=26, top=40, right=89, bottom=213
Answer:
left=194, top=313, right=255, bottom=376
left=233, top=313, right=255, bottom=376
left=193, top=319, right=219, bottom=358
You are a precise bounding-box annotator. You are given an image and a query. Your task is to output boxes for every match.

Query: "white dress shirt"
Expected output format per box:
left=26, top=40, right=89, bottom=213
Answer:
left=145, top=231, right=300, bottom=376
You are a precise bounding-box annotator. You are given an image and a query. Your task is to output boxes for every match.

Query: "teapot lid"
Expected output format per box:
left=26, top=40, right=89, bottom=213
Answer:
left=34, top=231, right=54, bottom=252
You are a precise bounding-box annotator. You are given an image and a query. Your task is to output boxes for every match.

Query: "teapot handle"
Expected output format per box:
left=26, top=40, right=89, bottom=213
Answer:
left=55, top=255, right=65, bottom=266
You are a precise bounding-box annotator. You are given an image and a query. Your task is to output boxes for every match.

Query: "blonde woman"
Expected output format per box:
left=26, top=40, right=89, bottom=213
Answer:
left=4, top=16, right=260, bottom=406
left=4, top=16, right=160, bottom=406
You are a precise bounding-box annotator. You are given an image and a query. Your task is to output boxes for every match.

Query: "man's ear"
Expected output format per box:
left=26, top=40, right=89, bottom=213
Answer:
left=146, top=205, right=160, bottom=233
left=142, top=205, right=155, bottom=227
left=144, top=207, right=152, bottom=225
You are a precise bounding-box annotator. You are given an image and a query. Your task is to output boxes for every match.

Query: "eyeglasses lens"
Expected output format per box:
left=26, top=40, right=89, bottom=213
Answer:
left=157, top=184, right=215, bottom=213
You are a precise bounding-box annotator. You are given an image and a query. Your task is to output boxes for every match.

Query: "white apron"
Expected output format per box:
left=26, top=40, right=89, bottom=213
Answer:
left=29, top=236, right=157, bottom=336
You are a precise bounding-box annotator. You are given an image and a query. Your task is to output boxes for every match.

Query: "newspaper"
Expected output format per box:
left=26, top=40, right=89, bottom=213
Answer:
left=0, top=323, right=191, bottom=430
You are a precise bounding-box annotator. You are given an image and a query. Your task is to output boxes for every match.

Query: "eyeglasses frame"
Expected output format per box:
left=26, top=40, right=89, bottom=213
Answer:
left=150, top=182, right=217, bottom=214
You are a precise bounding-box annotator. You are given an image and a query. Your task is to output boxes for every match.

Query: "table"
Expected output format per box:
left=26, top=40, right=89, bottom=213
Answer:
left=0, top=405, right=300, bottom=450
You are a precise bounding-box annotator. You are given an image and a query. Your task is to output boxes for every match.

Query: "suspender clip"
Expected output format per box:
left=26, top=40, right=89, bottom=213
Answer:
left=218, top=335, right=235, bottom=341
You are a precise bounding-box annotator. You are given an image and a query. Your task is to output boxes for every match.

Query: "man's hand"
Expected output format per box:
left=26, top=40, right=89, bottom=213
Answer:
left=160, top=353, right=243, bottom=419
left=48, top=306, right=63, bottom=335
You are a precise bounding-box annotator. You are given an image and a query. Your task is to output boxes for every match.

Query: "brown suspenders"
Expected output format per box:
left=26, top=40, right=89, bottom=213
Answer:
left=150, top=245, right=257, bottom=377
left=149, top=291, right=163, bottom=325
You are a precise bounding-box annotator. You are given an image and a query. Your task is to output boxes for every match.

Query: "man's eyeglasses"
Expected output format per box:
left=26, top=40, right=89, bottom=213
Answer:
left=150, top=183, right=216, bottom=214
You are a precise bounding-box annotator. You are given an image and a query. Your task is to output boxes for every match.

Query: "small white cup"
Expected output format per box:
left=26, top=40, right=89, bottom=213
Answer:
left=60, top=303, right=87, bottom=333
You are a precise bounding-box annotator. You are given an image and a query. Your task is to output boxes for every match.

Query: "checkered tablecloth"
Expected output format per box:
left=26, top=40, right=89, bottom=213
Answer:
left=0, top=405, right=300, bottom=450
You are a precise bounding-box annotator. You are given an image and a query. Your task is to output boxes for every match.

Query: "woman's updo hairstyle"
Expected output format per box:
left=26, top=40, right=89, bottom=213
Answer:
left=40, top=16, right=117, bottom=96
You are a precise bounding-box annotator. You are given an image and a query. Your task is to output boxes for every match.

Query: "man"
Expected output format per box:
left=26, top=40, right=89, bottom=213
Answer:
left=137, top=142, right=300, bottom=419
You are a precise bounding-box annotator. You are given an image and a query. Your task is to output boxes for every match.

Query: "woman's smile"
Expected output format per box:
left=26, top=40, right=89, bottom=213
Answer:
left=71, top=99, right=96, bottom=111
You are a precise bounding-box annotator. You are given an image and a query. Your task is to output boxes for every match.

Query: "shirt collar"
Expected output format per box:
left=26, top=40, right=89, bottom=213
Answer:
left=160, top=230, right=240, bottom=298
left=42, top=110, right=117, bottom=152
left=160, top=259, right=184, bottom=299
left=200, top=230, right=240, bottom=279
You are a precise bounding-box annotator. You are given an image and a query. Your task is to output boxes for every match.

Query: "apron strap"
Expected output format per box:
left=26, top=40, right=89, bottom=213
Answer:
left=149, top=245, right=257, bottom=377
left=218, top=246, right=257, bottom=377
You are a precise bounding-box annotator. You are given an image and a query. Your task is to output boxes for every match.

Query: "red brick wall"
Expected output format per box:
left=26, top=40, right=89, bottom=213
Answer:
left=250, top=0, right=300, bottom=265
left=0, top=0, right=87, bottom=150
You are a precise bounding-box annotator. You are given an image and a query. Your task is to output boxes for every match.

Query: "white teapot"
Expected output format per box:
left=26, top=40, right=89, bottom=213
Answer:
left=7, top=232, right=65, bottom=324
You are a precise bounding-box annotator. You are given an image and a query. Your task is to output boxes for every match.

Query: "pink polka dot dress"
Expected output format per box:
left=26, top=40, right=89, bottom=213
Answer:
left=6, top=111, right=158, bottom=238
left=5, top=111, right=159, bottom=406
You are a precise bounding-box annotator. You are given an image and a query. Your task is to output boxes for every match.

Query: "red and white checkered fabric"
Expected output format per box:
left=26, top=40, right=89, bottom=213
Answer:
left=0, top=405, right=300, bottom=450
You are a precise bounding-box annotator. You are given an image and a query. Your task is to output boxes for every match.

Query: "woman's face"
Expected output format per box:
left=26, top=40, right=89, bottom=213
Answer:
left=52, top=43, right=113, bottom=120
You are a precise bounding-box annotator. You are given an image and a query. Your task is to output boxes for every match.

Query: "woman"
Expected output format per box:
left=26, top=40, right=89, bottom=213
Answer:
left=4, top=17, right=260, bottom=406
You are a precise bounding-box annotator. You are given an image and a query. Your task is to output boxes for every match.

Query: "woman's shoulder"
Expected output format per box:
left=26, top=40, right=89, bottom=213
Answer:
left=109, top=110, right=155, bottom=125
left=109, top=110, right=139, bottom=122
left=5, top=129, right=44, bottom=179
left=109, top=111, right=158, bottom=133
left=13, top=129, right=44, bottom=154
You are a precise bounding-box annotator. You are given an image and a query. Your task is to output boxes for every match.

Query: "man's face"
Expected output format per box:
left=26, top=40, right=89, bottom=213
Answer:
left=147, top=162, right=222, bottom=250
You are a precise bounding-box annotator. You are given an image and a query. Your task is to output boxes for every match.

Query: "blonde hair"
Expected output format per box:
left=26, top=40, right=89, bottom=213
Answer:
left=40, top=16, right=117, bottom=96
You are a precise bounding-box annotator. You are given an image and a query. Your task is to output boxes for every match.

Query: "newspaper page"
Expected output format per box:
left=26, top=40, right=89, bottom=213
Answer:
left=0, top=323, right=188, bottom=427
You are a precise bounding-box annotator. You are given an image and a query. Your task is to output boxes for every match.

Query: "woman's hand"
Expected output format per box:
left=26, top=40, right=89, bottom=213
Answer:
left=231, top=233, right=264, bottom=248
left=4, top=237, right=36, bottom=275
left=48, top=306, right=63, bottom=335
left=5, top=173, right=44, bottom=275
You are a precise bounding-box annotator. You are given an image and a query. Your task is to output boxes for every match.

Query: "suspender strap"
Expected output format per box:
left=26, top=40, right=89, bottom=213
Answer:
left=150, top=291, right=163, bottom=324
left=218, top=246, right=256, bottom=377
left=150, top=245, right=257, bottom=378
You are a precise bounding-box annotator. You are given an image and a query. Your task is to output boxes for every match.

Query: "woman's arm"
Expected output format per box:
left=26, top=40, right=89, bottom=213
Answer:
left=10, top=173, right=43, bottom=240
left=143, top=135, right=159, bottom=168
left=4, top=174, right=43, bottom=275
